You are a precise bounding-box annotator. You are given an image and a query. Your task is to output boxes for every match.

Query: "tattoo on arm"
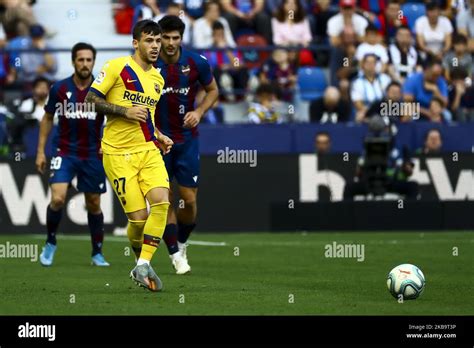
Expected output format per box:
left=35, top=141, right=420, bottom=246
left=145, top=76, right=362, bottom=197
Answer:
left=85, top=91, right=127, bottom=117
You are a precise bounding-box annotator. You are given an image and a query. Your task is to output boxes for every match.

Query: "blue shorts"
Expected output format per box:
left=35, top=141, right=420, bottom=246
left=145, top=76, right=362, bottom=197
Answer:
left=163, top=137, right=200, bottom=188
left=49, top=155, right=107, bottom=194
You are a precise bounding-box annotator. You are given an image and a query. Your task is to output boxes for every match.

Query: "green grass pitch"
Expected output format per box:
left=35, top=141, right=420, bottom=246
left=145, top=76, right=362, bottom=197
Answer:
left=0, top=232, right=473, bottom=315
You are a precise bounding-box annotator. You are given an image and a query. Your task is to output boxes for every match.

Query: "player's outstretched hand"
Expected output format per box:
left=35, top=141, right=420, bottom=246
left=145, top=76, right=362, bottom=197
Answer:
left=125, top=106, right=148, bottom=123
left=36, top=152, right=47, bottom=174
left=157, top=133, right=173, bottom=155
left=183, top=110, right=202, bottom=129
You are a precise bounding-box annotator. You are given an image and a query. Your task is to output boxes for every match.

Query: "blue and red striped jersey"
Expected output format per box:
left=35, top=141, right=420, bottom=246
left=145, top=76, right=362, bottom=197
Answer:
left=44, top=75, right=105, bottom=159
left=154, top=48, right=214, bottom=144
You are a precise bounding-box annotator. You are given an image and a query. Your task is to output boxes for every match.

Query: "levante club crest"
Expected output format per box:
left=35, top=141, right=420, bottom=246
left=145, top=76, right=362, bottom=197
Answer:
left=154, top=83, right=161, bottom=94
left=181, top=65, right=191, bottom=75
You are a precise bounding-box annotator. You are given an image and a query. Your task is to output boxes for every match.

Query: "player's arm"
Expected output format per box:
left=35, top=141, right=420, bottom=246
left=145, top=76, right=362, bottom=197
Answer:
left=85, top=92, right=148, bottom=122
left=183, top=78, right=219, bottom=129
left=154, top=128, right=173, bottom=155
left=35, top=112, right=54, bottom=174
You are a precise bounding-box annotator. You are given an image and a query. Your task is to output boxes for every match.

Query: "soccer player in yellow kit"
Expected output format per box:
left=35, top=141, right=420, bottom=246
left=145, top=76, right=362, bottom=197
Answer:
left=85, top=20, right=173, bottom=292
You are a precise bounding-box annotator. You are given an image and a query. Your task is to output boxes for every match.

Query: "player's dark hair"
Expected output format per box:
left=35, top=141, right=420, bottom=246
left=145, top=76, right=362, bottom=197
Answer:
left=365, top=23, right=379, bottom=34
left=453, top=33, right=468, bottom=45
left=212, top=20, right=224, bottom=32
left=71, top=42, right=96, bottom=61
left=158, top=15, right=185, bottom=38
left=132, top=19, right=162, bottom=40
left=32, top=76, right=50, bottom=88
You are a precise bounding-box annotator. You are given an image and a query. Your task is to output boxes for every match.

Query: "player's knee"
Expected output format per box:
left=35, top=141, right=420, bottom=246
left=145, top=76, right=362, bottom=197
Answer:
left=85, top=195, right=101, bottom=214
left=51, top=196, right=66, bottom=209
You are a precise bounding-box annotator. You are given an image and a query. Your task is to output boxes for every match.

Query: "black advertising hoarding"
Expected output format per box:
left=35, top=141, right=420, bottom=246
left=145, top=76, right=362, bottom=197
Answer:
left=0, top=154, right=473, bottom=233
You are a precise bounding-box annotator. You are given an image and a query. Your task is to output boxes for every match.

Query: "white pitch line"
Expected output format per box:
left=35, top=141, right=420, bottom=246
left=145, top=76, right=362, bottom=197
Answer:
left=29, top=234, right=227, bottom=246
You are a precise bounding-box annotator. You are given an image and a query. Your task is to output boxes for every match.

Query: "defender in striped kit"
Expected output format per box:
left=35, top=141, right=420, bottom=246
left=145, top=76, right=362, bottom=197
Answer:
left=36, top=42, right=109, bottom=267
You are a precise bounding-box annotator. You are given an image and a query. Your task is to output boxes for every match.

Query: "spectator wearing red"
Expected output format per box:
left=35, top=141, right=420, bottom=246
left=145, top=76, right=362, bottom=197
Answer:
left=372, top=0, right=408, bottom=44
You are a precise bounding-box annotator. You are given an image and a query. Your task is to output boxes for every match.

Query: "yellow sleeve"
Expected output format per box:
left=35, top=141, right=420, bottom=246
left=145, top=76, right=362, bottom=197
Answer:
left=90, top=60, right=119, bottom=98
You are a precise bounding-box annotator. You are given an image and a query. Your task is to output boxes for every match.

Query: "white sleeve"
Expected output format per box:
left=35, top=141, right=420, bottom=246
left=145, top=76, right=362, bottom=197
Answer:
left=0, top=23, right=5, bottom=40
left=327, top=15, right=341, bottom=37
left=414, top=17, right=425, bottom=34
left=221, top=18, right=236, bottom=48
left=192, top=20, right=208, bottom=49
left=441, top=17, right=454, bottom=34
left=351, top=79, right=364, bottom=102
left=379, top=46, right=389, bottom=64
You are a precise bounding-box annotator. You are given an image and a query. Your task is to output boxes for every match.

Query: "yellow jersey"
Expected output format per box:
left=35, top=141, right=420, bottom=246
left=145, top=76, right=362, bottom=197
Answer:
left=90, top=56, right=164, bottom=154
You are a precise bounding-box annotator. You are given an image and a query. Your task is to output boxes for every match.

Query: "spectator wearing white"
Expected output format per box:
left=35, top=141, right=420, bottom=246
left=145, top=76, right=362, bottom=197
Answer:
left=351, top=54, right=391, bottom=123
left=248, top=83, right=281, bottom=124
left=327, top=0, right=368, bottom=48
left=415, top=1, right=453, bottom=61
left=457, top=0, right=474, bottom=52
left=193, top=1, right=236, bottom=49
left=388, top=25, right=422, bottom=84
left=271, top=0, right=312, bottom=47
left=134, top=0, right=161, bottom=24
left=355, top=23, right=389, bottom=73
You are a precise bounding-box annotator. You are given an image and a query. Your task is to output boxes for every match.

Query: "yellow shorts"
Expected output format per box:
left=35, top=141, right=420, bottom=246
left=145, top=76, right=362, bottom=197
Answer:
left=103, top=149, right=169, bottom=213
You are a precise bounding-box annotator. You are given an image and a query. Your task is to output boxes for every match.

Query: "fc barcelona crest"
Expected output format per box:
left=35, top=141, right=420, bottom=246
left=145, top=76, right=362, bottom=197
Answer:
left=154, top=83, right=161, bottom=94
left=181, top=65, right=191, bottom=75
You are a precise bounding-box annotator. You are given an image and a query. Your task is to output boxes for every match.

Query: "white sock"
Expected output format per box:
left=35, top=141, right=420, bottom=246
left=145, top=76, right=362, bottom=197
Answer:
left=137, top=258, right=150, bottom=266
left=178, top=242, right=185, bottom=250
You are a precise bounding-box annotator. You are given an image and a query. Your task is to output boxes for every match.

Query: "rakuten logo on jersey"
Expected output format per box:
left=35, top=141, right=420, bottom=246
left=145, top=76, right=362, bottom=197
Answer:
left=123, top=90, right=159, bottom=107
left=161, top=87, right=190, bottom=96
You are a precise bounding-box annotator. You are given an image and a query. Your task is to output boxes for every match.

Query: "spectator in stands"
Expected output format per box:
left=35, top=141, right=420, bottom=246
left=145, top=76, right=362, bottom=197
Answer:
left=133, top=0, right=161, bottom=25
left=327, top=0, right=368, bottom=48
left=0, top=22, right=7, bottom=96
left=456, top=0, right=474, bottom=52
left=158, top=1, right=192, bottom=46
left=351, top=54, right=392, bottom=123
left=7, top=76, right=50, bottom=153
left=332, top=43, right=358, bottom=101
left=258, top=48, right=297, bottom=102
left=314, top=131, right=331, bottom=154
left=271, top=0, right=312, bottom=47
left=220, top=0, right=272, bottom=44
left=247, top=83, right=281, bottom=124
left=403, top=58, right=448, bottom=120
left=387, top=25, right=422, bottom=84
left=0, top=0, right=37, bottom=38
left=204, top=21, right=248, bottom=102
left=309, top=86, right=351, bottom=123
left=312, top=0, right=338, bottom=43
left=193, top=1, right=236, bottom=49
left=371, top=0, right=408, bottom=44
left=448, top=67, right=474, bottom=122
left=442, top=34, right=473, bottom=80
left=365, top=81, right=412, bottom=124
left=183, top=0, right=205, bottom=19
left=358, top=0, right=386, bottom=18
left=423, top=97, right=448, bottom=123
left=417, top=128, right=443, bottom=154
left=355, top=23, right=389, bottom=73
left=415, top=1, right=453, bottom=61
left=6, top=24, right=57, bottom=87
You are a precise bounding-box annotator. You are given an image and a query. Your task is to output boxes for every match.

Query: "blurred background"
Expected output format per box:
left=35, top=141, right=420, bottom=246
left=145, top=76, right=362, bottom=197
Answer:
left=0, top=0, right=473, bottom=233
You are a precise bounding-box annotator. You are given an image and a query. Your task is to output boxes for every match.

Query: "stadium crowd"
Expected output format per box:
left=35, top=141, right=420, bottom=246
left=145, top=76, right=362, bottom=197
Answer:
left=0, top=0, right=474, bottom=155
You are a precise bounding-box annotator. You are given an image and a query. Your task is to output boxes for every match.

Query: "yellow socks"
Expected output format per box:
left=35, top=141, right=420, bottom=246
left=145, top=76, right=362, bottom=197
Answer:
left=127, top=219, right=146, bottom=259
left=139, top=202, right=170, bottom=262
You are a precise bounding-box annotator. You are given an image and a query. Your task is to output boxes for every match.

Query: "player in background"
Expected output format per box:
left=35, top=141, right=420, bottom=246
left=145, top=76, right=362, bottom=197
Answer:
left=36, top=43, right=109, bottom=267
left=155, top=16, right=219, bottom=274
left=85, top=20, right=173, bottom=292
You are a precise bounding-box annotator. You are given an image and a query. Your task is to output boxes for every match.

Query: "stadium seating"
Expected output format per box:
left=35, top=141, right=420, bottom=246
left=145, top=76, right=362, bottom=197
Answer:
left=297, top=67, right=327, bottom=101
left=236, top=34, right=270, bottom=70
left=401, top=3, right=426, bottom=32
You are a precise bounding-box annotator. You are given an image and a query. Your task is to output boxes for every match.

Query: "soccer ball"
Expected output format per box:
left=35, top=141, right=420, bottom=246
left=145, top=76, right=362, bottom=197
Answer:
left=387, top=264, right=425, bottom=300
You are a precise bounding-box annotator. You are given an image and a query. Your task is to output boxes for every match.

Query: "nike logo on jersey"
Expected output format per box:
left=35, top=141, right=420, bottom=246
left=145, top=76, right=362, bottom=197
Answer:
left=127, top=79, right=137, bottom=83
left=66, top=92, right=72, bottom=99
left=193, top=176, right=198, bottom=183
